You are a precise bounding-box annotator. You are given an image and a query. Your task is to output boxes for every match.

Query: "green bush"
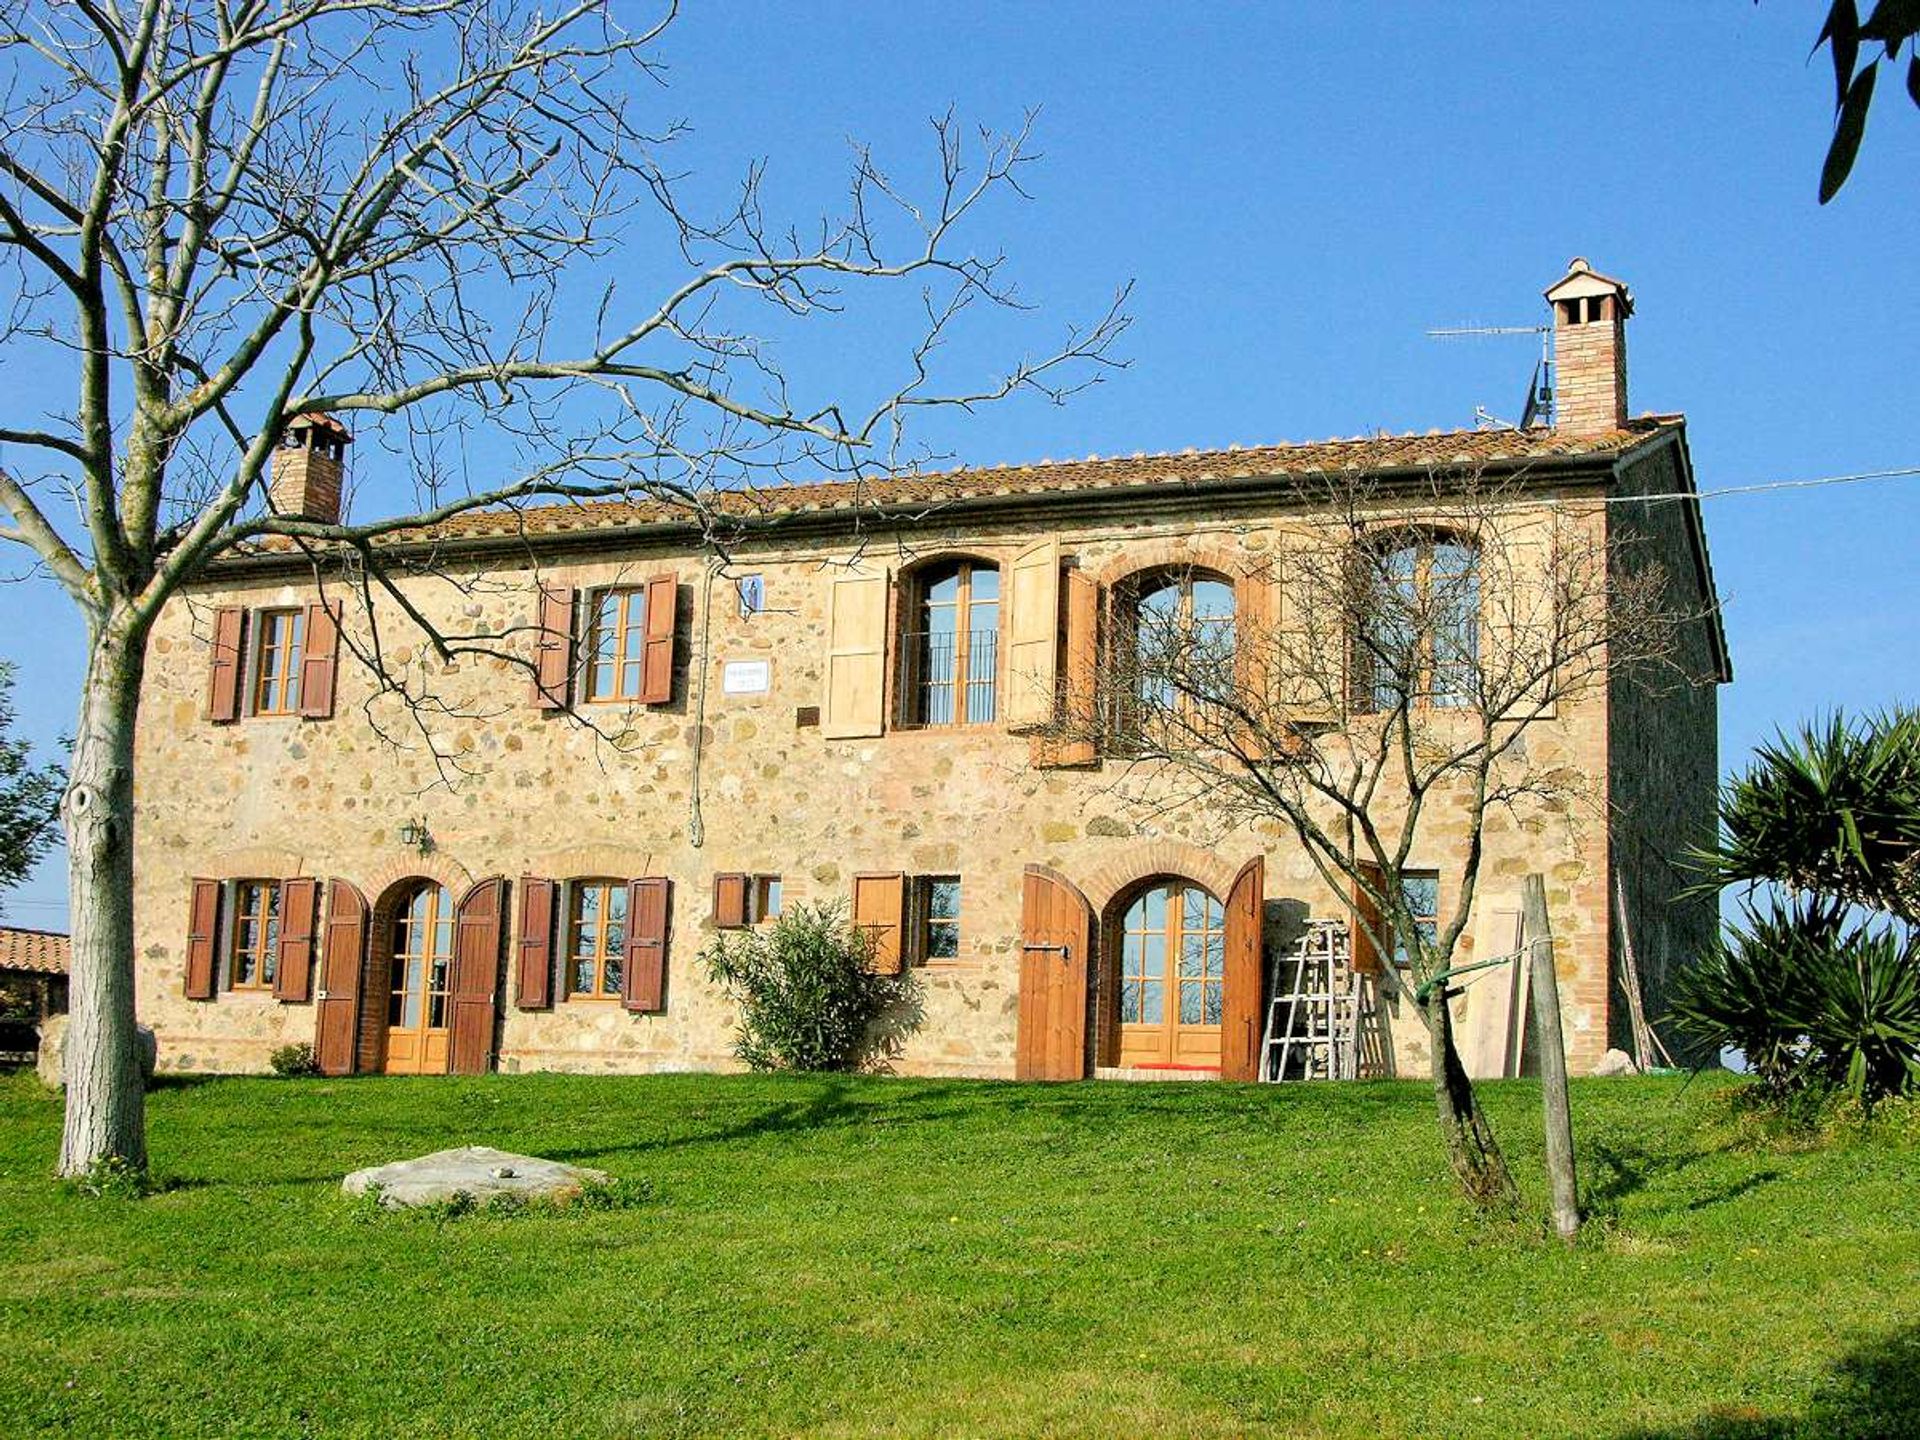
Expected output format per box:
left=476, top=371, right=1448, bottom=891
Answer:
left=702, top=901, right=918, bottom=1073
left=268, top=1042, right=320, bottom=1077
left=1673, top=900, right=1920, bottom=1111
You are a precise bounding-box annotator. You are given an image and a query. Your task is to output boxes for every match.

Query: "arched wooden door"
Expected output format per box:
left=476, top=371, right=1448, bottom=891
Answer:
left=1220, top=856, right=1265, bottom=1082
left=1110, top=856, right=1263, bottom=1077
left=1016, top=866, right=1093, bottom=1080
left=384, top=882, right=457, bottom=1075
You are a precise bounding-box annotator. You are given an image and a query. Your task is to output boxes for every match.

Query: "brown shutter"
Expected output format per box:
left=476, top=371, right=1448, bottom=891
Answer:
left=1015, top=866, right=1093, bottom=1080
left=1220, top=856, right=1265, bottom=1081
left=852, top=872, right=907, bottom=975
left=1233, top=564, right=1274, bottom=761
left=313, top=880, right=368, bottom=1075
left=624, top=877, right=671, bottom=1012
left=1351, top=861, right=1386, bottom=977
left=1005, top=536, right=1062, bottom=731
left=184, top=878, right=222, bottom=999
left=273, top=877, right=320, bottom=1002
left=821, top=564, right=890, bottom=738
left=712, top=872, right=749, bottom=929
left=1490, top=531, right=1557, bottom=721
left=1275, top=540, right=1344, bottom=725
left=516, top=876, right=556, bottom=1010
left=639, top=573, right=677, bottom=705
left=207, top=607, right=245, bottom=723
left=449, top=878, right=505, bottom=1074
left=533, top=582, right=575, bottom=710
left=298, top=599, right=341, bottom=719
left=1033, top=568, right=1099, bottom=768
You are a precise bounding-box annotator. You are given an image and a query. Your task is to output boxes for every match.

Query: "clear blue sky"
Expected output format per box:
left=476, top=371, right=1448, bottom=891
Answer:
left=2, top=1, right=1916, bottom=928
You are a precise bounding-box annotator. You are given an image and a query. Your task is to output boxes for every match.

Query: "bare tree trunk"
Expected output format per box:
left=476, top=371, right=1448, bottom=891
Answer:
left=1418, top=991, right=1518, bottom=1208
left=57, top=610, right=149, bottom=1178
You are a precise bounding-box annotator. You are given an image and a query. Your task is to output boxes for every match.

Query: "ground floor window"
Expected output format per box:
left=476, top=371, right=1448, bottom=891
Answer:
left=915, top=876, right=961, bottom=961
left=227, top=879, right=280, bottom=991
left=567, top=880, right=627, bottom=999
left=1394, top=870, right=1440, bottom=967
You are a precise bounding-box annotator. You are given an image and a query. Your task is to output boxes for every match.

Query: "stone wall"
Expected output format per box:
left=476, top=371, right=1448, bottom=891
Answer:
left=131, top=486, right=1659, bottom=1080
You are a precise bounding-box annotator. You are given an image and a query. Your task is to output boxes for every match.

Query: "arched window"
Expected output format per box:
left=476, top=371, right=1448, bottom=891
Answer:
left=1127, top=569, right=1236, bottom=723
left=1360, top=532, right=1479, bottom=711
left=1115, top=879, right=1226, bottom=1068
left=901, top=558, right=999, bottom=726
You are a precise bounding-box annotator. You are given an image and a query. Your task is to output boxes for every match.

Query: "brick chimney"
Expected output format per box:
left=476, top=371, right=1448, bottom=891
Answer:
left=268, top=413, right=351, bottom=523
left=1544, top=257, right=1632, bottom=436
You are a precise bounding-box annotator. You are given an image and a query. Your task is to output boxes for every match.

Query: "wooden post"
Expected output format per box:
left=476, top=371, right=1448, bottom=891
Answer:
left=1612, top=870, right=1656, bottom=1072
left=1522, top=874, right=1580, bottom=1245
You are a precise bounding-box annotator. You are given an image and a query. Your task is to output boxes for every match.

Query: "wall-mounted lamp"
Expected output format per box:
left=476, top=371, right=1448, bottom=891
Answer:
left=397, top=817, right=432, bottom=854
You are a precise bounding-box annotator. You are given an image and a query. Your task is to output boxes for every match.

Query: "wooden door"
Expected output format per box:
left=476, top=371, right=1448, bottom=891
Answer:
left=384, top=883, right=456, bottom=1075
left=1016, top=866, right=1092, bottom=1080
left=1220, top=856, right=1265, bottom=1081
left=1116, top=880, right=1228, bottom=1070
left=450, top=878, right=506, bottom=1074
left=314, top=881, right=367, bottom=1076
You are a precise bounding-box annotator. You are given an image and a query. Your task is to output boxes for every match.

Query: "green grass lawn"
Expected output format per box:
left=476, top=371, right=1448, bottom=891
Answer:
left=0, top=1072, right=1915, bottom=1439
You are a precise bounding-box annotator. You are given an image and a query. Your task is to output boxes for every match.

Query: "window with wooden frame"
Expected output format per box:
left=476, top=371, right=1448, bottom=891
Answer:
left=900, top=560, right=1000, bottom=727
left=1123, top=568, right=1236, bottom=729
left=585, top=588, right=650, bottom=703
left=1394, top=870, right=1440, bottom=968
left=250, top=608, right=305, bottom=715
left=1357, top=531, right=1480, bottom=713
left=565, top=879, right=628, bottom=999
left=914, top=875, right=962, bottom=962
left=226, top=879, right=281, bottom=990
left=713, top=873, right=783, bottom=928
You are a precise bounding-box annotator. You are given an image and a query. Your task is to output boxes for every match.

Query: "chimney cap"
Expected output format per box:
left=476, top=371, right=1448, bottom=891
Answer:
left=285, top=411, right=353, bottom=444
left=1544, top=256, right=1633, bottom=315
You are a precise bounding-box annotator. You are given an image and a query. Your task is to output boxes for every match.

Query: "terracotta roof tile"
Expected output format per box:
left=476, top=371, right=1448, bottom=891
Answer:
left=0, top=926, right=69, bottom=975
left=269, top=417, right=1680, bottom=552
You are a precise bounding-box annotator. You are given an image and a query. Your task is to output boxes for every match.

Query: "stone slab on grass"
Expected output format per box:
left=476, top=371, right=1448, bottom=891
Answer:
left=343, top=1145, right=610, bottom=1209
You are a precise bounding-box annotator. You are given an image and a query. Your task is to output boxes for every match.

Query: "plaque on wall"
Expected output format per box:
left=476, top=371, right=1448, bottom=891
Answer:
left=721, top=659, right=772, bottom=695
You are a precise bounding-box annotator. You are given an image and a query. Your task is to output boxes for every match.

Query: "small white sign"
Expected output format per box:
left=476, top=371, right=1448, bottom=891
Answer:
left=722, top=659, right=772, bottom=695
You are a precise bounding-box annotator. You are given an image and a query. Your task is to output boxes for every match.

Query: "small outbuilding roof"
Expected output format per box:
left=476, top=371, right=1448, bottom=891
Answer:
left=0, top=926, right=70, bottom=975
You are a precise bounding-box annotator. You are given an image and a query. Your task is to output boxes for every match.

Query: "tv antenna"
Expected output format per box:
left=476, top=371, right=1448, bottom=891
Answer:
left=1426, top=322, right=1553, bottom=430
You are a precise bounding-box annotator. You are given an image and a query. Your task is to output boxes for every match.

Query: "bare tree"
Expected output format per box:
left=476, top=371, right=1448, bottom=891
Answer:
left=0, top=0, right=1125, bottom=1178
left=1045, top=468, right=1700, bottom=1205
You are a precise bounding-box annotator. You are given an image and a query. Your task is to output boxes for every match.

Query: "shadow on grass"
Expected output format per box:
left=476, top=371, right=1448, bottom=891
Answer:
left=1616, top=1323, right=1920, bottom=1438
left=1583, top=1138, right=1780, bottom=1220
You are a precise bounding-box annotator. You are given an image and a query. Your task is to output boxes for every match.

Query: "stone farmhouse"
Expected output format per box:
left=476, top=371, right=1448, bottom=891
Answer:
left=134, top=258, right=1728, bottom=1083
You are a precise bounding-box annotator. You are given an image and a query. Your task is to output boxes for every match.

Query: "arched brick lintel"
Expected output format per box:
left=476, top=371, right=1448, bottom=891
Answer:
left=1087, top=538, right=1255, bottom=593
left=1079, top=839, right=1247, bottom=919
left=359, top=854, right=475, bottom=913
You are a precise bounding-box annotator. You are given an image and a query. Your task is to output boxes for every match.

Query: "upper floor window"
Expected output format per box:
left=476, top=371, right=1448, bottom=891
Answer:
left=227, top=879, right=281, bottom=990
left=586, top=588, right=649, bottom=703
left=251, top=609, right=305, bottom=716
left=567, top=879, right=628, bottom=999
left=1359, top=533, right=1479, bottom=712
left=1127, top=569, right=1236, bottom=724
left=901, top=560, right=999, bottom=726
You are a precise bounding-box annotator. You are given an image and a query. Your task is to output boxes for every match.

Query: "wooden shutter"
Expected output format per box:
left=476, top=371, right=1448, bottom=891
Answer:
left=639, top=573, right=678, bottom=705
left=1220, top=856, right=1265, bottom=1081
left=821, top=565, right=889, bottom=739
left=624, top=877, right=671, bottom=1012
left=207, top=606, right=245, bottom=723
left=712, top=872, right=749, bottom=929
left=1233, top=564, right=1275, bottom=761
left=449, top=878, right=505, bottom=1074
left=1350, top=861, right=1386, bottom=977
left=1005, top=536, right=1061, bottom=731
left=1015, top=866, right=1092, bottom=1080
left=1275, top=541, right=1345, bottom=725
left=314, top=881, right=368, bottom=1075
left=273, top=877, right=320, bottom=1002
left=1033, top=569, right=1099, bottom=768
left=298, top=599, right=342, bottom=719
left=1490, top=531, right=1557, bottom=720
left=532, top=582, right=575, bottom=710
left=184, top=878, right=221, bottom=1000
left=852, top=872, right=907, bottom=975
left=516, top=876, right=556, bottom=1010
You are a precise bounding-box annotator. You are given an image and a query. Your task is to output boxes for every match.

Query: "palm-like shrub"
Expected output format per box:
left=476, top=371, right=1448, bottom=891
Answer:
left=1677, top=710, right=1920, bottom=1110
